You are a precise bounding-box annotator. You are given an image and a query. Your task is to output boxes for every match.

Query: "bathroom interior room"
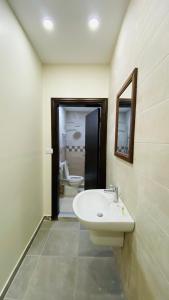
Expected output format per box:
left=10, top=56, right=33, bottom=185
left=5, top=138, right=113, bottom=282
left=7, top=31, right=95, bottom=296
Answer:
left=58, top=105, right=99, bottom=216
left=1, top=0, right=169, bottom=300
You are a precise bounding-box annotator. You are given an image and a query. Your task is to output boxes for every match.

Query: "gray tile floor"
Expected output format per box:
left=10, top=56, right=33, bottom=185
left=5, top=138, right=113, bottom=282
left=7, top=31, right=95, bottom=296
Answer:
left=4, top=219, right=125, bottom=300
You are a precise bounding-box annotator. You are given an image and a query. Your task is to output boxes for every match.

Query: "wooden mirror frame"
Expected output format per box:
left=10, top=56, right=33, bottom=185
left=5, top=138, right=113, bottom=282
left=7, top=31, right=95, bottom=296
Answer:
left=114, top=68, right=138, bottom=163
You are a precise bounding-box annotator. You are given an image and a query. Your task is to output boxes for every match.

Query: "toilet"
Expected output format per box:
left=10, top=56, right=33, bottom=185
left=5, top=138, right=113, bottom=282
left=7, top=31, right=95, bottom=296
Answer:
left=61, top=161, right=84, bottom=188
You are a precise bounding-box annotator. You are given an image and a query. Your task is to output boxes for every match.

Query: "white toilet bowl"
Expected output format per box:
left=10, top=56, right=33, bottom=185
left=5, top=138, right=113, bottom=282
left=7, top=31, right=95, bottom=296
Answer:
left=68, top=175, right=84, bottom=187
left=61, top=161, right=84, bottom=188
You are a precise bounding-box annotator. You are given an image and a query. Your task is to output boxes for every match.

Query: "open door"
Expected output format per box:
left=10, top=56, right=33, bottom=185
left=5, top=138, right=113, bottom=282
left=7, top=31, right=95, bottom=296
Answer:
left=51, top=98, right=107, bottom=219
left=85, top=109, right=100, bottom=189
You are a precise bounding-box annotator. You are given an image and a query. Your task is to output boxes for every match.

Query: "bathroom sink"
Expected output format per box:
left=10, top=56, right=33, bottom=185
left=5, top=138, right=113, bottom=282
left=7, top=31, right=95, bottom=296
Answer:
left=73, top=189, right=135, bottom=247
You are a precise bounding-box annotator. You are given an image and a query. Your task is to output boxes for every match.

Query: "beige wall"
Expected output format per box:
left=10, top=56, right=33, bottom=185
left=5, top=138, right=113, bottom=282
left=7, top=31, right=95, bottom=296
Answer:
left=43, top=64, right=109, bottom=215
left=2, top=0, right=168, bottom=297
left=0, top=0, right=43, bottom=295
left=107, top=0, right=169, bottom=299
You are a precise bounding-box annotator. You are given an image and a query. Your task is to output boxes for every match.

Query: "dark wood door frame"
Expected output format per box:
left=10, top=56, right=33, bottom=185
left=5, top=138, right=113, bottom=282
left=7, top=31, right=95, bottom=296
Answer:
left=51, top=98, right=108, bottom=220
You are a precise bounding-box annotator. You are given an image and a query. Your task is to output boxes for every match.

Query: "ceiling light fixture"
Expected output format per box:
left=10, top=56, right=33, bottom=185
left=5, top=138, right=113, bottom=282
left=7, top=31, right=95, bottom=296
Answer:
left=88, top=17, right=100, bottom=31
left=43, top=18, right=54, bottom=31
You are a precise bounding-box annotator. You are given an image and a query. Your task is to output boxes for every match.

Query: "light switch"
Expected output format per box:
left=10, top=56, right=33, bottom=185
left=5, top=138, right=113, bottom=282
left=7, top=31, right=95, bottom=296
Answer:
left=45, top=148, right=53, bottom=155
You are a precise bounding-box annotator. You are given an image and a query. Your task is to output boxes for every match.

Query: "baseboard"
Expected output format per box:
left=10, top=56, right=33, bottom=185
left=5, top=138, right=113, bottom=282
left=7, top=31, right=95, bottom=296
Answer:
left=0, top=216, right=45, bottom=299
left=44, top=215, right=52, bottom=220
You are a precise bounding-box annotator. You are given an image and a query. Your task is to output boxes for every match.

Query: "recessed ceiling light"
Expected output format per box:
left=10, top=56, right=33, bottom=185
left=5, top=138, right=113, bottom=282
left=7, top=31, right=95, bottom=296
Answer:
left=88, top=17, right=100, bottom=31
left=43, top=18, right=54, bottom=31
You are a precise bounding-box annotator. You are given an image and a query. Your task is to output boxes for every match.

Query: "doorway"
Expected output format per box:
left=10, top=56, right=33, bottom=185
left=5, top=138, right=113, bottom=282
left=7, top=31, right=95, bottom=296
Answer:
left=51, top=98, right=108, bottom=219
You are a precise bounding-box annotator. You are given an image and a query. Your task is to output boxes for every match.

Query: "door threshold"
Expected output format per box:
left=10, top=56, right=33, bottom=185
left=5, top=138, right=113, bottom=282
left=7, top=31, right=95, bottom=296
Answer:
left=58, top=212, right=77, bottom=220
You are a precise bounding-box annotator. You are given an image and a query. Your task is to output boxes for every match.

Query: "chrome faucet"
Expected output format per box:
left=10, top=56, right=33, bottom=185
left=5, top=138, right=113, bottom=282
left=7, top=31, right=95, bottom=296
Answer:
left=104, top=185, right=119, bottom=203
left=113, top=186, right=119, bottom=203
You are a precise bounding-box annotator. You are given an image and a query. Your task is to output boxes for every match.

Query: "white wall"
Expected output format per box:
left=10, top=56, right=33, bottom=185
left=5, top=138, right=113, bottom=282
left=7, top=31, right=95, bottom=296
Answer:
left=66, top=111, right=87, bottom=147
left=107, top=0, right=169, bottom=299
left=43, top=64, right=109, bottom=215
left=59, top=107, right=66, bottom=148
left=0, top=0, right=42, bottom=294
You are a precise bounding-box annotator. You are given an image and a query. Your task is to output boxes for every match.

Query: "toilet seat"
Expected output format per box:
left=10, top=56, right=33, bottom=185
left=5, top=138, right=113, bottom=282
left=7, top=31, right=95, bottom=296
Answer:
left=60, top=161, right=84, bottom=187
left=68, top=175, right=83, bottom=180
left=68, top=175, right=84, bottom=186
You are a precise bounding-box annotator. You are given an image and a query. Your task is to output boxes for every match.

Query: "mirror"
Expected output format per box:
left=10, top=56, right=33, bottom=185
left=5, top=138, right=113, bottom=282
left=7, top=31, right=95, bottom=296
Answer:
left=114, top=68, right=138, bottom=163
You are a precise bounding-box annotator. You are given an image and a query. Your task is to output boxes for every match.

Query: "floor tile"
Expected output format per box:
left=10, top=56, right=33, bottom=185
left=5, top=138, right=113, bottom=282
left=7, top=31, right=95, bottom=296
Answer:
left=40, top=219, right=80, bottom=231
left=24, top=256, right=76, bottom=300
left=4, top=298, right=17, bottom=300
left=74, top=293, right=125, bottom=300
left=79, top=230, right=113, bottom=257
left=58, top=212, right=76, bottom=218
left=4, top=298, right=16, bottom=300
left=5, top=256, right=38, bottom=299
left=42, top=229, right=79, bottom=257
left=51, top=220, right=80, bottom=231
left=80, top=223, right=87, bottom=230
left=40, top=219, right=53, bottom=230
left=75, top=257, right=122, bottom=298
left=24, top=289, right=73, bottom=300
left=27, top=230, right=49, bottom=255
left=4, top=220, right=125, bottom=300
left=60, top=196, right=74, bottom=213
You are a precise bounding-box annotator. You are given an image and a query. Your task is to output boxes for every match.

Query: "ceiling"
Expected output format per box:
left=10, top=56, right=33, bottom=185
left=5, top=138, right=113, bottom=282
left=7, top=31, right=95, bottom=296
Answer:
left=8, top=0, right=129, bottom=64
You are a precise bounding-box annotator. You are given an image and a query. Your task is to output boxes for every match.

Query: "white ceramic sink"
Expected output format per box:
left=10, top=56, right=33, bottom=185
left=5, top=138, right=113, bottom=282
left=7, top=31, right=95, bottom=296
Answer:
left=73, top=189, right=135, bottom=247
